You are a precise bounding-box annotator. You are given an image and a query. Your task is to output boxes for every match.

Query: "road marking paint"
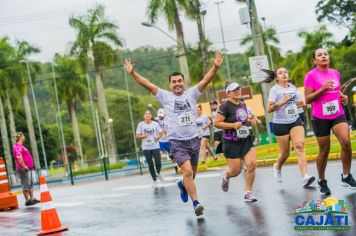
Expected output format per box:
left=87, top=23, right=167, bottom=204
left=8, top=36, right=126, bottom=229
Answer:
left=55, top=202, right=85, bottom=207
left=0, top=212, right=30, bottom=218
left=71, top=193, right=132, bottom=199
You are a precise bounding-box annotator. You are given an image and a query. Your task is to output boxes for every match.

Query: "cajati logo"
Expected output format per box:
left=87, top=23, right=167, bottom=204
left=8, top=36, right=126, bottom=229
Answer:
left=294, top=197, right=351, bottom=231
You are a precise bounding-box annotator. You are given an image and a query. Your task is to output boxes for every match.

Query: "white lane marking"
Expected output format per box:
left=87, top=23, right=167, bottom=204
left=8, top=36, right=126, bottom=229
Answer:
left=55, top=202, right=85, bottom=207
left=0, top=212, right=30, bottom=218
left=71, top=193, right=132, bottom=199
left=113, top=173, right=220, bottom=191
left=113, top=183, right=177, bottom=191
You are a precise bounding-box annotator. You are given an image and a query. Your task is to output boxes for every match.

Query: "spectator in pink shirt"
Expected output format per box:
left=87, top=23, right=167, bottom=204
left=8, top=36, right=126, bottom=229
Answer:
left=13, top=132, right=40, bottom=206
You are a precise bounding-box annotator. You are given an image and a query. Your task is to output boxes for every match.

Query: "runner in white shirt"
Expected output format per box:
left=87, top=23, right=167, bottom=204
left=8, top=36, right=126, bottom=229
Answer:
left=196, top=105, right=216, bottom=164
left=124, top=51, right=224, bottom=216
left=156, top=108, right=179, bottom=173
left=264, top=67, right=315, bottom=188
left=136, top=111, right=163, bottom=187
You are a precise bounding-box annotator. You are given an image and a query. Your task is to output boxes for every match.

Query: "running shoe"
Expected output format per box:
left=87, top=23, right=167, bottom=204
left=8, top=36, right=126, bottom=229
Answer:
left=318, top=179, right=331, bottom=195
left=273, top=163, right=282, bottom=183
left=177, top=179, right=188, bottom=202
left=31, top=199, right=40, bottom=204
left=194, top=203, right=204, bottom=216
left=244, top=191, right=257, bottom=202
left=157, top=173, right=164, bottom=182
left=221, top=171, right=229, bottom=192
left=341, top=174, right=356, bottom=189
left=152, top=181, right=158, bottom=188
left=25, top=200, right=35, bottom=206
left=302, top=174, right=316, bottom=187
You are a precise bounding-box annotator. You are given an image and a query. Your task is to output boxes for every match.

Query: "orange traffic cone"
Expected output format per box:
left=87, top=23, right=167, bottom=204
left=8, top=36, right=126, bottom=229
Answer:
left=37, top=177, right=68, bottom=235
left=0, top=157, right=18, bottom=211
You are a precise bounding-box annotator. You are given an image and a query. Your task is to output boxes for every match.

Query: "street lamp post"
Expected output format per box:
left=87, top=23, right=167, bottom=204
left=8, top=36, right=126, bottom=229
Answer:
left=122, top=40, right=143, bottom=175
left=51, top=63, right=68, bottom=166
left=22, top=60, right=48, bottom=170
left=261, top=17, right=274, bottom=70
left=141, top=22, right=191, bottom=86
left=214, top=1, right=232, bottom=81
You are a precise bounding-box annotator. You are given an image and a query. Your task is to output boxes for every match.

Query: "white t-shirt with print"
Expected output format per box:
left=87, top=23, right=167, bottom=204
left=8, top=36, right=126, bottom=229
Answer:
left=136, top=121, right=161, bottom=150
left=155, top=86, right=202, bottom=140
left=156, top=117, right=169, bottom=143
left=196, top=115, right=211, bottom=137
left=268, top=84, right=299, bottom=124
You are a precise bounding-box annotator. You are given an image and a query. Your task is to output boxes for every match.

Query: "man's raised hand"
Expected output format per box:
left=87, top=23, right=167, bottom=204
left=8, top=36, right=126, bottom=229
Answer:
left=213, top=51, right=224, bottom=68
left=123, top=58, right=135, bottom=74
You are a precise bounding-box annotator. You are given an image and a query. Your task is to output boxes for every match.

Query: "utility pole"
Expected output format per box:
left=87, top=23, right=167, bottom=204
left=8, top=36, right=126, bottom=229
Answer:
left=190, top=0, right=215, bottom=100
left=261, top=17, right=274, bottom=70
left=215, top=1, right=232, bottom=81
left=246, top=0, right=274, bottom=142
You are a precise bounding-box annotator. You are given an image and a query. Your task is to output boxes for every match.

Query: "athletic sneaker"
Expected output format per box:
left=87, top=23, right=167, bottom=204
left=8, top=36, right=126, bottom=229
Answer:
left=318, top=179, right=331, bottom=195
left=221, top=171, right=229, bottom=192
left=157, top=174, right=164, bottom=182
left=177, top=179, right=188, bottom=202
left=25, top=200, right=35, bottom=206
left=152, top=181, right=158, bottom=188
left=194, top=203, right=204, bottom=216
left=31, top=199, right=40, bottom=204
left=341, top=174, right=356, bottom=189
left=302, top=174, right=316, bottom=187
left=273, top=163, right=282, bottom=183
left=244, top=191, right=257, bottom=202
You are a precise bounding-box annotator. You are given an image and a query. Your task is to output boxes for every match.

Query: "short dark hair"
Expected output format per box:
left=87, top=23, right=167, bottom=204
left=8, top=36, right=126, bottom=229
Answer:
left=210, top=100, right=218, bottom=105
left=168, top=72, right=184, bottom=82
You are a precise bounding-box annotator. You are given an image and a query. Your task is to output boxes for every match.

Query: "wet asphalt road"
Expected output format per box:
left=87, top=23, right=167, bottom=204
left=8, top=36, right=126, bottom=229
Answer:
left=1, top=160, right=356, bottom=236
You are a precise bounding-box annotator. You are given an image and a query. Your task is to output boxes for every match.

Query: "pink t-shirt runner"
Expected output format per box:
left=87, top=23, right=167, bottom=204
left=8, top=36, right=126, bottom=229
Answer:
left=304, top=68, right=344, bottom=120
left=13, top=143, right=35, bottom=170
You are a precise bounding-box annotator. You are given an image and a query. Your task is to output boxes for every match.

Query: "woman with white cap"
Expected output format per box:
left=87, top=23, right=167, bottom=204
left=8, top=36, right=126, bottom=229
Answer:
left=214, top=81, right=258, bottom=202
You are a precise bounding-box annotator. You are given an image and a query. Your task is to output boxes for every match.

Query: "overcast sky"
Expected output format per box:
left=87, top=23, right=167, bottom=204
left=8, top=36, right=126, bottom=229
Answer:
left=0, top=0, right=349, bottom=62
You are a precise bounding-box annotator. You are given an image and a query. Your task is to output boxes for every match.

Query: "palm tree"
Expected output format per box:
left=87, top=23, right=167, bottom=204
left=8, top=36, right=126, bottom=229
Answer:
left=0, top=37, right=13, bottom=173
left=13, top=40, right=42, bottom=170
left=290, top=26, right=335, bottom=83
left=146, top=0, right=191, bottom=84
left=240, top=26, right=282, bottom=66
left=69, top=5, right=122, bottom=162
left=53, top=54, right=86, bottom=163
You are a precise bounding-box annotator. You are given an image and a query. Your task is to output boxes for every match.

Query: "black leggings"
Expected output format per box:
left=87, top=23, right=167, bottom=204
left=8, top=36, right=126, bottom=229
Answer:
left=143, top=149, right=162, bottom=181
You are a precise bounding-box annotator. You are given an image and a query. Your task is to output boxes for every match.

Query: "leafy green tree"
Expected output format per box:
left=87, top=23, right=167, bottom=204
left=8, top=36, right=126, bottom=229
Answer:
left=13, top=40, right=42, bottom=169
left=316, top=0, right=356, bottom=43
left=0, top=37, right=13, bottom=172
left=53, top=54, right=87, bottom=162
left=146, top=0, right=191, bottom=84
left=69, top=5, right=122, bottom=162
left=290, top=26, right=335, bottom=84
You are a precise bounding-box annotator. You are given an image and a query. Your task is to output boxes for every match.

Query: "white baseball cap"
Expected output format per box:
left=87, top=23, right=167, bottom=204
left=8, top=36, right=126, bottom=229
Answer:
left=157, top=108, right=165, bottom=117
left=225, top=82, right=241, bottom=93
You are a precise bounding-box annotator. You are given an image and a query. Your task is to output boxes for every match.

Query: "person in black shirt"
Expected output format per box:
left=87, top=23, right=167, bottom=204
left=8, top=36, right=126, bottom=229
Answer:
left=214, top=81, right=258, bottom=202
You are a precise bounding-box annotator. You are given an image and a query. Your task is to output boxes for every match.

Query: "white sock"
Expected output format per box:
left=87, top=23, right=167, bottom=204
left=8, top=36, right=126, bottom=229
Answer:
left=343, top=174, right=349, bottom=179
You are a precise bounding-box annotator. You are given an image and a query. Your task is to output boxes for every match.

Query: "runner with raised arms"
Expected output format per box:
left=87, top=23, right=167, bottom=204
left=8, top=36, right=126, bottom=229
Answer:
left=124, top=51, right=224, bottom=216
